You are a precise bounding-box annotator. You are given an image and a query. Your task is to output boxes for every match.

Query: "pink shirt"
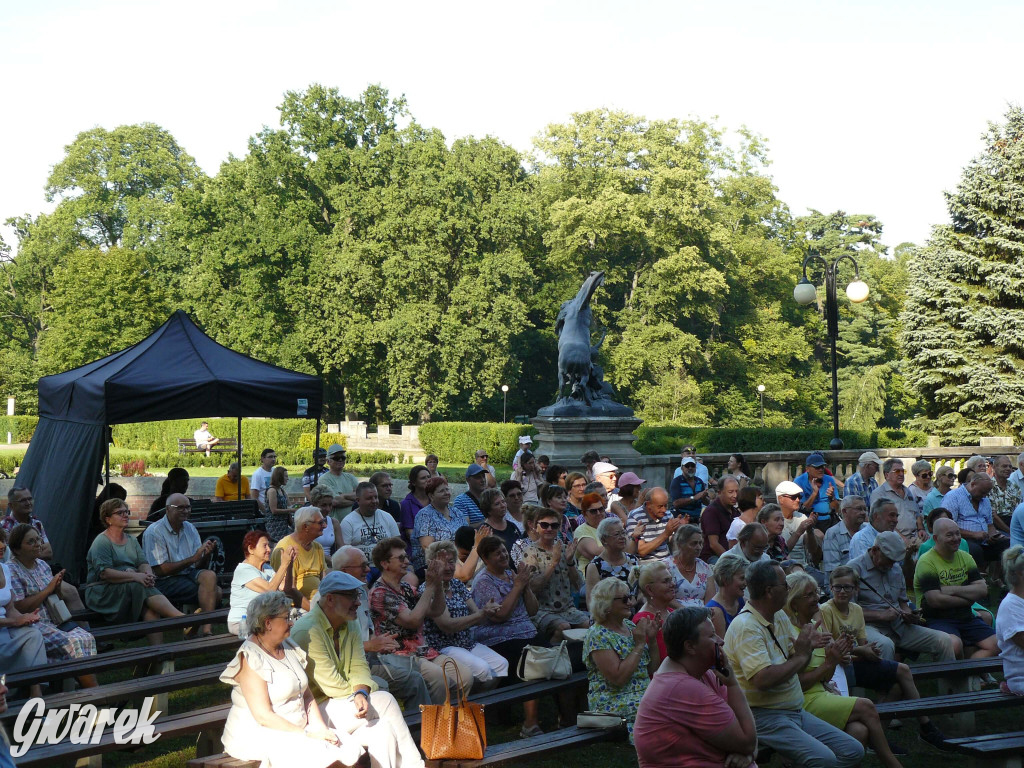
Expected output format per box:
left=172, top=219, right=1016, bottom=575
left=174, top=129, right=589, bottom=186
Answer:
left=634, top=665, right=742, bottom=768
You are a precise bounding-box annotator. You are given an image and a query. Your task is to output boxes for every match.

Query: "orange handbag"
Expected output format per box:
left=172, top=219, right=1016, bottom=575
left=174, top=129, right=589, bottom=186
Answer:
left=419, top=659, right=487, bottom=760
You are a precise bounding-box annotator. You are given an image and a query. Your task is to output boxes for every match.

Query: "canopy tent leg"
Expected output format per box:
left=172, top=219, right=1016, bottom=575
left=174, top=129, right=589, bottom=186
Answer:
left=236, top=417, right=242, bottom=500
left=315, top=419, right=321, bottom=454
left=105, top=426, right=110, bottom=486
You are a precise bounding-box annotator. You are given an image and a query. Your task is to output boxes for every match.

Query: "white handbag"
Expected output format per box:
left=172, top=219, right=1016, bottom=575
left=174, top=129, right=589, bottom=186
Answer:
left=517, top=640, right=572, bottom=681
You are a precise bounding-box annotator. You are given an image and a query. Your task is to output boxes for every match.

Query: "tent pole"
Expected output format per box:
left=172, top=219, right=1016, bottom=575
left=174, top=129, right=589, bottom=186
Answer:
left=105, top=426, right=110, bottom=486
left=237, top=417, right=242, bottom=500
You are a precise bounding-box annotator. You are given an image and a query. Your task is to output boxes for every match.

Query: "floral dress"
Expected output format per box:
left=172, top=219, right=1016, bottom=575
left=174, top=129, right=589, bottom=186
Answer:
left=8, top=559, right=97, bottom=661
left=520, top=543, right=590, bottom=636
left=369, top=578, right=438, bottom=659
left=422, top=579, right=474, bottom=652
left=664, top=558, right=712, bottom=607
left=411, top=506, right=467, bottom=570
left=583, top=621, right=651, bottom=741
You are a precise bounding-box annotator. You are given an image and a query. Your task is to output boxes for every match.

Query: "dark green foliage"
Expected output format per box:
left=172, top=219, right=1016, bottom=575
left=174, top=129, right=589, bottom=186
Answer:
left=110, top=418, right=329, bottom=459
left=902, top=106, right=1024, bottom=441
left=0, top=416, right=39, bottom=442
left=633, top=425, right=929, bottom=455
left=418, top=422, right=535, bottom=465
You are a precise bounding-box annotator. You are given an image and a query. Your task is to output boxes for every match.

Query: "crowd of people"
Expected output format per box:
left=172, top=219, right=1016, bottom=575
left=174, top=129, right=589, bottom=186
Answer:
left=4, top=439, right=1024, bottom=768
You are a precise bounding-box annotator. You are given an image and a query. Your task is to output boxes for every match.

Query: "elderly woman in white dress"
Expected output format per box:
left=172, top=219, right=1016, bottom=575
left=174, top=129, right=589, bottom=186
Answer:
left=220, top=591, right=361, bottom=768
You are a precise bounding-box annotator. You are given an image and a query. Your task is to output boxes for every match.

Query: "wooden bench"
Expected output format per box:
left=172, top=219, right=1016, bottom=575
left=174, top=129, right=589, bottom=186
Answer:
left=875, top=687, right=1023, bottom=719
left=5, top=631, right=239, bottom=689
left=947, top=730, right=1024, bottom=768
left=908, top=656, right=1002, bottom=680
left=15, top=702, right=234, bottom=768
left=423, top=724, right=626, bottom=768
left=3, top=662, right=226, bottom=724
left=89, top=606, right=229, bottom=643
left=178, top=438, right=239, bottom=455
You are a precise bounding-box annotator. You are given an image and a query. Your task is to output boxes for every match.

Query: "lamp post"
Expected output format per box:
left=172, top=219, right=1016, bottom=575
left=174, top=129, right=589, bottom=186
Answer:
left=793, top=252, right=869, bottom=450
left=757, top=384, right=765, bottom=428
left=501, top=385, right=509, bottom=423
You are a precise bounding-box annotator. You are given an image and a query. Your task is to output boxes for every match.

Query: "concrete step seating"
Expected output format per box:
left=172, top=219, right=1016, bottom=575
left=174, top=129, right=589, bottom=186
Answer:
left=946, top=729, right=1024, bottom=768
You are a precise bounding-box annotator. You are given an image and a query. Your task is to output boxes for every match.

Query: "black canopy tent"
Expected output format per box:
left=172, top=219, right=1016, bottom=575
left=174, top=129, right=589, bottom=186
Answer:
left=16, top=310, right=323, bottom=579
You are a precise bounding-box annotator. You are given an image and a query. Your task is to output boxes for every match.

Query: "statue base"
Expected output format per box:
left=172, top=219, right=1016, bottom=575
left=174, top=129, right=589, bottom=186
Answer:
left=531, top=415, right=643, bottom=465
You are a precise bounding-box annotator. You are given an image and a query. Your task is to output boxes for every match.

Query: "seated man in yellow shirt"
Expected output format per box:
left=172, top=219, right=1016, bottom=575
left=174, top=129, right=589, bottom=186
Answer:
left=271, top=506, right=327, bottom=609
left=214, top=462, right=251, bottom=502
left=723, top=560, right=863, bottom=768
left=292, top=571, right=424, bottom=768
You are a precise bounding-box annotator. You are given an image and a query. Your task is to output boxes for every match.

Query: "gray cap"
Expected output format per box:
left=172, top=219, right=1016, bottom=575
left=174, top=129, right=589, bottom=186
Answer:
left=327, top=443, right=346, bottom=458
left=858, top=451, right=881, bottom=467
left=319, top=571, right=364, bottom=594
left=874, top=531, right=906, bottom=561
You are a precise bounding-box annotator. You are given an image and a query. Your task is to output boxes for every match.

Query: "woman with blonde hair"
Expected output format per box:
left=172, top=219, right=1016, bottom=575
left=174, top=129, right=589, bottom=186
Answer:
left=707, top=555, right=746, bottom=638
left=633, top=561, right=678, bottom=658
left=785, top=570, right=905, bottom=768
left=666, top=525, right=714, bottom=607
left=584, top=577, right=659, bottom=741
left=997, top=545, right=1024, bottom=694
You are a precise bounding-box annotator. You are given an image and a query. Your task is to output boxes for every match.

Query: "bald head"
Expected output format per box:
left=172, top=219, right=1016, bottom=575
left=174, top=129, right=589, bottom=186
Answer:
left=968, top=473, right=993, bottom=499
left=165, top=493, right=191, bottom=529
left=645, top=487, right=669, bottom=520
left=932, top=517, right=962, bottom=556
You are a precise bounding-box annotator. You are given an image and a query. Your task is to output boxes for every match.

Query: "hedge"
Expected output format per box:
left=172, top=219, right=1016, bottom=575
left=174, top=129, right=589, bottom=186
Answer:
left=0, top=416, right=39, bottom=443
left=419, top=422, right=536, bottom=465
left=0, top=448, right=406, bottom=477
left=110, top=418, right=333, bottom=459
left=633, top=426, right=930, bottom=455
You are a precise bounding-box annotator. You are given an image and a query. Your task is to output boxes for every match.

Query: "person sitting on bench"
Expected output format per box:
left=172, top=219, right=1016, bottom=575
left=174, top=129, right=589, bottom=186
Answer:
left=292, top=571, right=425, bottom=768
left=219, top=590, right=362, bottom=768
left=85, top=499, right=184, bottom=645
left=271, top=506, right=328, bottom=610
left=193, top=421, right=220, bottom=457
left=142, top=493, right=222, bottom=638
left=997, top=545, right=1024, bottom=694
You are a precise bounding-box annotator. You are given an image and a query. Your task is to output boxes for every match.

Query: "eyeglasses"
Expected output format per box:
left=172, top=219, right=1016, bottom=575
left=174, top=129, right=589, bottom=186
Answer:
left=537, top=521, right=559, bottom=530
left=586, top=507, right=605, bottom=515
left=831, top=584, right=857, bottom=592
left=611, top=596, right=630, bottom=603
left=329, top=455, right=346, bottom=461
left=344, top=562, right=371, bottom=571
left=478, top=454, right=488, bottom=459
left=919, top=472, right=933, bottom=478
left=389, top=554, right=410, bottom=563
left=779, top=494, right=801, bottom=500
left=942, top=473, right=955, bottom=479
left=330, top=591, right=360, bottom=600
left=169, top=504, right=192, bottom=511
left=111, top=509, right=131, bottom=517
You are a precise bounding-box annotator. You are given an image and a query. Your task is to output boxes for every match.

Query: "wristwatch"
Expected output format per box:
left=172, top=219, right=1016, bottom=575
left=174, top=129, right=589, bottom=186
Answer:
left=349, top=689, right=370, bottom=701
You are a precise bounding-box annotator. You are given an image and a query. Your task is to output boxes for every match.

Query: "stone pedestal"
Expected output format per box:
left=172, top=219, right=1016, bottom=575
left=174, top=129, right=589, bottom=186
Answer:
left=531, top=415, right=643, bottom=465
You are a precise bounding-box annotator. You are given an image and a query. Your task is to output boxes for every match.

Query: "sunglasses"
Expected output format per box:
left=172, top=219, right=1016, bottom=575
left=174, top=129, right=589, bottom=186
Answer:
left=586, top=507, right=605, bottom=515
left=780, top=493, right=801, bottom=500
left=537, top=521, right=559, bottom=530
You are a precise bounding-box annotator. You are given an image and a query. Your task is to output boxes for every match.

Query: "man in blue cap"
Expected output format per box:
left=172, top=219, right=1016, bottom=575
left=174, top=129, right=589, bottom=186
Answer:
left=451, top=464, right=488, bottom=527
left=794, top=452, right=841, bottom=531
left=292, top=570, right=425, bottom=768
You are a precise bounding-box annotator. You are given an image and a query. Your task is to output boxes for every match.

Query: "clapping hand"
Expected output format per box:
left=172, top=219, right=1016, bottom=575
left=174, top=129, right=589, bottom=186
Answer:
left=48, top=569, right=65, bottom=595
left=551, top=540, right=563, bottom=564
left=475, top=525, right=492, bottom=545
left=284, top=546, right=298, bottom=565
left=631, top=617, right=652, bottom=645
left=424, top=558, right=445, bottom=586
left=562, top=538, right=578, bottom=564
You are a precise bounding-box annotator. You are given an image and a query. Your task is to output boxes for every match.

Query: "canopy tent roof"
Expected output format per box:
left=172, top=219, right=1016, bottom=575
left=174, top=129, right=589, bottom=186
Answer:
left=39, top=309, right=322, bottom=424
left=18, top=310, right=323, bottom=579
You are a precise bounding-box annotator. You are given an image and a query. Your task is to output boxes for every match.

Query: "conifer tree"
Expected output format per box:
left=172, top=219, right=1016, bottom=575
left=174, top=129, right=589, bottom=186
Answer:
left=902, top=106, right=1024, bottom=441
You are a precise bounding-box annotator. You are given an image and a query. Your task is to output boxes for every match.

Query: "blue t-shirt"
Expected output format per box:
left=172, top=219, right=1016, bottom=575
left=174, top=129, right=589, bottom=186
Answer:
left=794, top=472, right=841, bottom=520
left=1010, top=501, right=1024, bottom=549
left=669, top=474, right=706, bottom=516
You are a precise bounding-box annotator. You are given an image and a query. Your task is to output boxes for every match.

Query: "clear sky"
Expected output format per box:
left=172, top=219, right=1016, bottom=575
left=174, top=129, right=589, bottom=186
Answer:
left=2, top=0, right=1022, bottom=251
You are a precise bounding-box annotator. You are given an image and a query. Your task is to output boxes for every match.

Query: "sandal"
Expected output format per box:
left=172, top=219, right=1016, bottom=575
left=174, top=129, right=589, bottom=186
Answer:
left=519, top=725, right=544, bottom=738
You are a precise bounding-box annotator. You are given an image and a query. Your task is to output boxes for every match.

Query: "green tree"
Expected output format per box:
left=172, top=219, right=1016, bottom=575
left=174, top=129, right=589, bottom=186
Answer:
left=903, top=106, right=1024, bottom=441
left=36, top=247, right=173, bottom=374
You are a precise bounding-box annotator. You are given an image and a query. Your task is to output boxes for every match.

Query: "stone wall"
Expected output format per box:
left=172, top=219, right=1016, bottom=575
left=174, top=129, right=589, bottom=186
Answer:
left=331, top=421, right=424, bottom=461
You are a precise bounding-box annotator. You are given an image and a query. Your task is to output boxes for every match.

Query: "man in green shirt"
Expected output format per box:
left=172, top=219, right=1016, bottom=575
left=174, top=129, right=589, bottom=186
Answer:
left=292, top=571, right=424, bottom=768
left=913, top=518, right=998, bottom=658
left=320, top=444, right=359, bottom=521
